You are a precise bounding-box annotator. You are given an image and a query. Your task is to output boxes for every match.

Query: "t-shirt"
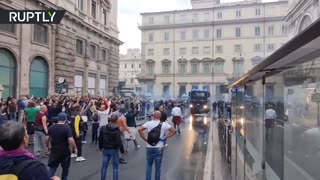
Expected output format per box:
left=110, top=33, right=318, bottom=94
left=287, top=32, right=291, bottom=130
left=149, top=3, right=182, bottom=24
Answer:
left=142, top=120, right=171, bottom=148
left=172, top=107, right=182, bottom=117
left=8, top=102, right=16, bottom=112
left=48, top=124, right=72, bottom=153
left=25, top=107, right=40, bottom=123
left=98, top=109, right=109, bottom=127
left=266, top=109, right=276, bottom=119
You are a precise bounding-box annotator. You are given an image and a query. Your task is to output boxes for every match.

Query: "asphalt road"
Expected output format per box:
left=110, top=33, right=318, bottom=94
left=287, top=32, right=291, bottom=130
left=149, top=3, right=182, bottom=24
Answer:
left=33, top=116, right=211, bottom=180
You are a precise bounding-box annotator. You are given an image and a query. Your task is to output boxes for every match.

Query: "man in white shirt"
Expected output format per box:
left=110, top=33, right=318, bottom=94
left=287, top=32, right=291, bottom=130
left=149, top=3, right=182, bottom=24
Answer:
left=138, top=111, right=176, bottom=180
left=92, top=104, right=110, bottom=140
left=171, top=104, right=183, bottom=134
left=265, top=104, right=277, bottom=139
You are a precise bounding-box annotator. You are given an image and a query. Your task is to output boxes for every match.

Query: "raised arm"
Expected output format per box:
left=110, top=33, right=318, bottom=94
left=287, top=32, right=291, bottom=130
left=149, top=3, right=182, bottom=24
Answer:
left=80, top=100, right=93, bottom=115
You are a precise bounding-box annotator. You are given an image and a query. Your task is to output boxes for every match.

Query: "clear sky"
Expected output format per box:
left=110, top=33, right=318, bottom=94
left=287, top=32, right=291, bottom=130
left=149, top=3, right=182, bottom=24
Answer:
left=118, top=0, right=277, bottom=54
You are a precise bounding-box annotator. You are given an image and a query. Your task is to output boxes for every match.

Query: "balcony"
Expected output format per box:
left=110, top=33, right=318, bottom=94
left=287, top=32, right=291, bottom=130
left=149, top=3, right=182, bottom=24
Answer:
left=136, top=74, right=156, bottom=81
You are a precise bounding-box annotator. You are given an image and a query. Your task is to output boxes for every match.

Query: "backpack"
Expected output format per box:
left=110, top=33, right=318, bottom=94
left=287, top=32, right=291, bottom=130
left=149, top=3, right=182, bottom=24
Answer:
left=0, top=159, right=42, bottom=180
left=147, top=122, right=163, bottom=146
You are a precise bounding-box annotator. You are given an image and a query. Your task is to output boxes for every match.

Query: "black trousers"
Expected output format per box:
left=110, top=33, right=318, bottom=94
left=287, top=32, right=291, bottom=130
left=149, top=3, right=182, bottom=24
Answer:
left=74, top=136, right=82, bottom=157
left=48, top=150, right=71, bottom=178
left=92, top=123, right=99, bottom=144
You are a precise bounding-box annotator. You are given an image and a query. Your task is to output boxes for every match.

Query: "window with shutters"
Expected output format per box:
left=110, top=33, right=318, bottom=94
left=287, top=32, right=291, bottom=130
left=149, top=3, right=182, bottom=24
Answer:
left=179, top=48, right=186, bottom=55
left=147, top=49, right=154, bottom=56
left=76, top=39, right=84, bottom=55
left=216, top=45, right=223, bottom=53
left=91, top=1, right=96, bottom=19
left=192, top=47, right=199, bottom=54
left=90, top=44, right=97, bottom=59
left=234, top=44, right=242, bottom=52
left=216, top=29, right=222, bottom=39
left=192, top=30, right=198, bottom=40
left=163, top=48, right=170, bottom=55
left=33, top=24, right=48, bottom=44
left=236, top=27, right=241, bottom=37
left=0, top=24, right=15, bottom=34
left=255, top=26, right=261, bottom=36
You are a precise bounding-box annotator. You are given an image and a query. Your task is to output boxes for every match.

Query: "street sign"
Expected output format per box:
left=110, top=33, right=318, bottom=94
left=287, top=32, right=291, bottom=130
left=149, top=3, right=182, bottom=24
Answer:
left=311, top=93, right=320, bottom=102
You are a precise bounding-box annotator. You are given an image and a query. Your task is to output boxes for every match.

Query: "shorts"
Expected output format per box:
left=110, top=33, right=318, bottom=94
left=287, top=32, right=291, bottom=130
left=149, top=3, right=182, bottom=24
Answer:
left=48, top=151, right=71, bottom=168
left=265, top=119, right=275, bottom=128
left=173, top=116, right=181, bottom=125
left=124, top=127, right=137, bottom=140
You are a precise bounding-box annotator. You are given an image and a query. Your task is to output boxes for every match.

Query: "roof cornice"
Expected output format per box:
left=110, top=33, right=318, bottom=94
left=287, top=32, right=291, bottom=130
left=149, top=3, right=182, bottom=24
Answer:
left=139, top=16, right=285, bottom=30
left=141, top=1, right=288, bottom=16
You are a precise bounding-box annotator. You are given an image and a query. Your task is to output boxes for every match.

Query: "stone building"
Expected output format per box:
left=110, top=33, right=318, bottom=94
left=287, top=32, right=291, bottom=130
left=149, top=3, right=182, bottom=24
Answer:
left=119, top=48, right=142, bottom=95
left=285, top=0, right=320, bottom=38
left=138, top=0, right=289, bottom=100
left=0, top=0, right=121, bottom=99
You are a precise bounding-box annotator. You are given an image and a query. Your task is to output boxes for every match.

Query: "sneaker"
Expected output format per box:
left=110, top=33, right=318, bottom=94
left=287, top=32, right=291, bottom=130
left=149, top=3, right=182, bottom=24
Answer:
left=164, top=143, right=168, bottom=147
left=75, top=157, right=86, bottom=162
left=71, top=153, right=77, bottom=158
left=82, top=141, right=87, bottom=144
left=119, top=158, right=127, bottom=164
left=135, top=145, right=141, bottom=150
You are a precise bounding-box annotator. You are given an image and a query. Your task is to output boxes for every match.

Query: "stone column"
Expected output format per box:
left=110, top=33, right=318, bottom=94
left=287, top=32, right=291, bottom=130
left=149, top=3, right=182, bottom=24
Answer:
left=84, top=39, right=90, bottom=95
left=108, top=45, right=120, bottom=93
left=54, top=25, right=76, bottom=95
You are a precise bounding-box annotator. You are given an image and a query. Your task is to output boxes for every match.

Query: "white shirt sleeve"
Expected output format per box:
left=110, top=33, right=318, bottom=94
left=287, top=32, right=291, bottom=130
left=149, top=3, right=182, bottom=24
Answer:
left=142, top=122, right=149, bottom=129
left=163, top=122, right=171, bottom=130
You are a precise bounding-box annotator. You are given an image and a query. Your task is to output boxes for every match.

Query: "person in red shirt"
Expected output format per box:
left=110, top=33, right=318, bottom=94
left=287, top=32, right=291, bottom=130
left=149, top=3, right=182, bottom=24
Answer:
left=34, top=105, right=49, bottom=158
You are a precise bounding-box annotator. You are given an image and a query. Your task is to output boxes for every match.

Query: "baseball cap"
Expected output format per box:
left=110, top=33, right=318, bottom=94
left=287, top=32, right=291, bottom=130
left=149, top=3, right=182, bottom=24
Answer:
left=58, top=112, right=68, bottom=121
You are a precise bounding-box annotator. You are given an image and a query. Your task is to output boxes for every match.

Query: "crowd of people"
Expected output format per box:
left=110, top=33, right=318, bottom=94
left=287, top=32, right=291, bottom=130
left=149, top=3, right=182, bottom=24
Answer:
left=0, top=94, right=182, bottom=180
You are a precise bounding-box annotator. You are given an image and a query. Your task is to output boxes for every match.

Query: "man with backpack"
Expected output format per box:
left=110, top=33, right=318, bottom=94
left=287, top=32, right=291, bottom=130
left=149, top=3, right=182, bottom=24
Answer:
left=138, top=111, right=176, bottom=180
left=0, top=121, right=60, bottom=180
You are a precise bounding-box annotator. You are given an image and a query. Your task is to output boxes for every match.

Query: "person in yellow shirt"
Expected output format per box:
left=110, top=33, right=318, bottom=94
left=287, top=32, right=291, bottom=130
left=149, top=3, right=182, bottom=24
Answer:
left=69, top=99, right=93, bottom=162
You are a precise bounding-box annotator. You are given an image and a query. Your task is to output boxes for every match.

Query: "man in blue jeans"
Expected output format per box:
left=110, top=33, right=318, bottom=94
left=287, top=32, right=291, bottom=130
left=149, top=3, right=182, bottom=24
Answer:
left=138, top=111, right=176, bottom=180
left=99, top=114, right=125, bottom=180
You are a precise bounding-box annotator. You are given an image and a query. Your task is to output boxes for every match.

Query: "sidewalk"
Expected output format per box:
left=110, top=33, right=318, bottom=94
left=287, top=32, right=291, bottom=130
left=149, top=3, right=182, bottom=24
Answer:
left=203, top=114, right=232, bottom=180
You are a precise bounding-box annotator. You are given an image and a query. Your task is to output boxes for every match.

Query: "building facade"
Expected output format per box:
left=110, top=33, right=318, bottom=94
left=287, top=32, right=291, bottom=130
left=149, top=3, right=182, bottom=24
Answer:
left=285, top=0, right=320, bottom=39
left=138, top=0, right=289, bottom=100
left=0, top=0, right=121, bottom=99
left=119, top=48, right=142, bottom=95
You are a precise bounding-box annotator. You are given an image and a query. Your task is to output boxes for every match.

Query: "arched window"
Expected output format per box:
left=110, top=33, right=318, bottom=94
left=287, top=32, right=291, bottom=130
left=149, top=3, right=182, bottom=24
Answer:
left=299, top=15, right=312, bottom=33
left=29, top=57, right=48, bottom=97
left=0, top=49, right=16, bottom=98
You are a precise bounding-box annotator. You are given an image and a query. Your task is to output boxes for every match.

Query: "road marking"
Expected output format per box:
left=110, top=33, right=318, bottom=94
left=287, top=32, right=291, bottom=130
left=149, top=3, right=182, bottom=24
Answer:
left=203, top=119, right=213, bottom=180
left=284, top=155, right=316, bottom=180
